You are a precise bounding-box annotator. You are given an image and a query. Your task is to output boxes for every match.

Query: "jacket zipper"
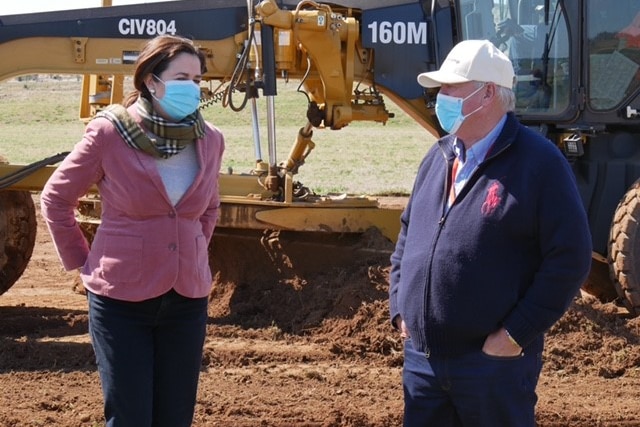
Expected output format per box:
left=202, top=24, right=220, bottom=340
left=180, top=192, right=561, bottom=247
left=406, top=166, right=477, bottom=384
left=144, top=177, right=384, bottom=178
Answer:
left=423, top=141, right=512, bottom=355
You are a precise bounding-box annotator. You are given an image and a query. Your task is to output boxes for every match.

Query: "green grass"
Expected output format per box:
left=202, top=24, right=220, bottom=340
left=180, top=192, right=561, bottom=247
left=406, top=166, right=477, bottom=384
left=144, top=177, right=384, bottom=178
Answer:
left=0, top=76, right=435, bottom=195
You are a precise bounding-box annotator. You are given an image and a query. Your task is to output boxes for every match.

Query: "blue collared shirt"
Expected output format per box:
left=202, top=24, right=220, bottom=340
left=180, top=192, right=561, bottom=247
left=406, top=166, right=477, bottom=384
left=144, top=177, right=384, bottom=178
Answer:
left=452, top=114, right=507, bottom=197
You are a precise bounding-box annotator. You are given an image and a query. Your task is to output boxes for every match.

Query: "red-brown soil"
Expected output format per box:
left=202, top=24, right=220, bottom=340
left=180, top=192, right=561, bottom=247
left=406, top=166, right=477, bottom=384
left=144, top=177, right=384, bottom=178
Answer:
left=0, top=195, right=639, bottom=427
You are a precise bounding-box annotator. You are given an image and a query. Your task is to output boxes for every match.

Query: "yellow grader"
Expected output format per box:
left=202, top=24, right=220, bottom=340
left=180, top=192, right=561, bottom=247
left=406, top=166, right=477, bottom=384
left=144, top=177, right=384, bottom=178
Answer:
left=0, top=0, right=639, bottom=315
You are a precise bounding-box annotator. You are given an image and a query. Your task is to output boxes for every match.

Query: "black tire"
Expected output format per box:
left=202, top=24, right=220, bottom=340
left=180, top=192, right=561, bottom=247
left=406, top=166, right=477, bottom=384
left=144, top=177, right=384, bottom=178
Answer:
left=0, top=191, right=37, bottom=295
left=608, top=179, right=640, bottom=316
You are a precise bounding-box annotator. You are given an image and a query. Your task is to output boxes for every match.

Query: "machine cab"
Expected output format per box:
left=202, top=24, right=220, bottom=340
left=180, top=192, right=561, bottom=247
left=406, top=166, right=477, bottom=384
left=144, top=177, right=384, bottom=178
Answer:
left=457, top=0, right=640, bottom=125
left=458, top=0, right=569, bottom=117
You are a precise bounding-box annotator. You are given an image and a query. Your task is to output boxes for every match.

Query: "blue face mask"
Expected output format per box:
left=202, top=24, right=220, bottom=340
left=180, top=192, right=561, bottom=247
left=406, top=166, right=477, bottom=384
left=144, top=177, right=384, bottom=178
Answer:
left=152, top=75, right=201, bottom=121
left=435, top=84, right=486, bottom=134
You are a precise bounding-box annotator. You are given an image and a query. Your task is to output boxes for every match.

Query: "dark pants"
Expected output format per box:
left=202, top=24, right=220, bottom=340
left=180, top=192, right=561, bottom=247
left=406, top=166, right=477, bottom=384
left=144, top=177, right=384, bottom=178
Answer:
left=88, top=289, right=208, bottom=427
left=402, top=338, right=542, bottom=427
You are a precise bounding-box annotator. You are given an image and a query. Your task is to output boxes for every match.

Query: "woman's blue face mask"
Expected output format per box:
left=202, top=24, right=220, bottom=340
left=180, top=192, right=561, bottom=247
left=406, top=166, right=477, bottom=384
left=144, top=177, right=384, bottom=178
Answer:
left=435, top=83, right=486, bottom=134
left=152, top=75, right=201, bottom=121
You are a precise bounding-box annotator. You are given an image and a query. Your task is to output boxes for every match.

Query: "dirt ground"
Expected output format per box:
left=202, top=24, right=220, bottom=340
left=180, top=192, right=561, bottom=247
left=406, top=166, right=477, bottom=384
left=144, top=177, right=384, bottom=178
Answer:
left=1, top=195, right=639, bottom=427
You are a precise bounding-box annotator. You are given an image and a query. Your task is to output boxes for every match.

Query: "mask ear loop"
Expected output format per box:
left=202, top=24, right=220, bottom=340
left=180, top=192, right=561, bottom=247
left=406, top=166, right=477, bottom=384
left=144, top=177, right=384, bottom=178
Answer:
left=148, top=75, right=166, bottom=101
left=460, top=83, right=488, bottom=120
left=144, top=74, right=163, bottom=98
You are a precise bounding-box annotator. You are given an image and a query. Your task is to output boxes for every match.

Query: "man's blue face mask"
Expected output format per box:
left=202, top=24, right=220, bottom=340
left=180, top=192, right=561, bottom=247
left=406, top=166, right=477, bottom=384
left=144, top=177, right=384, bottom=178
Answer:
left=435, top=83, right=486, bottom=134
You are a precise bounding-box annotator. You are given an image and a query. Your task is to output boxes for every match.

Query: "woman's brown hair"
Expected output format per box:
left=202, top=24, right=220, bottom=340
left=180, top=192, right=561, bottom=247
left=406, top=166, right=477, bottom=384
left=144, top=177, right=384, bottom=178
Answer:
left=123, top=35, right=207, bottom=107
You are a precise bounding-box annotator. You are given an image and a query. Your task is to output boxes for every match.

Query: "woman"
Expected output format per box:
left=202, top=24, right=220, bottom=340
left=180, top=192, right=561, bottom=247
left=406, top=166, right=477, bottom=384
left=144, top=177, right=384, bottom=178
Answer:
left=40, top=35, right=225, bottom=427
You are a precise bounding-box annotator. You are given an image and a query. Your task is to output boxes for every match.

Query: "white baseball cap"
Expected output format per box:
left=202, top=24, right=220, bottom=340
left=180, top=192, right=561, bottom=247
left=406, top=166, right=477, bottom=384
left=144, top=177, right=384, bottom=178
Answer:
left=417, top=39, right=515, bottom=89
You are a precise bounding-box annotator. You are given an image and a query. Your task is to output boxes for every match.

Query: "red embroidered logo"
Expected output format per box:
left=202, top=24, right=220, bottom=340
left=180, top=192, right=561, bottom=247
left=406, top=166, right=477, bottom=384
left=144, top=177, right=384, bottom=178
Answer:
left=481, top=181, right=502, bottom=216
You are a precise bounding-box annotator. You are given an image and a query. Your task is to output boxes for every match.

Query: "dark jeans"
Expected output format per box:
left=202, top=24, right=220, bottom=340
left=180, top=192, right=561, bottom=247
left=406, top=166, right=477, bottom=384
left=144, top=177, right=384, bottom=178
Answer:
left=402, top=337, right=542, bottom=427
left=88, top=289, right=208, bottom=427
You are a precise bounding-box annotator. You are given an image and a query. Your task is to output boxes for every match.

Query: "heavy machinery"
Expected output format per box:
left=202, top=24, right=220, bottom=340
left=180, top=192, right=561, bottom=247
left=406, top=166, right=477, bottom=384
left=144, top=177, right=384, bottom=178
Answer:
left=0, top=0, right=639, bottom=315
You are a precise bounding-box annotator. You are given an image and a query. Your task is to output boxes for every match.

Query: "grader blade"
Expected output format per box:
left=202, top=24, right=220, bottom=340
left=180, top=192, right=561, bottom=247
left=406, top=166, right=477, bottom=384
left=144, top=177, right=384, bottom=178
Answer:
left=210, top=227, right=394, bottom=288
left=75, top=192, right=402, bottom=300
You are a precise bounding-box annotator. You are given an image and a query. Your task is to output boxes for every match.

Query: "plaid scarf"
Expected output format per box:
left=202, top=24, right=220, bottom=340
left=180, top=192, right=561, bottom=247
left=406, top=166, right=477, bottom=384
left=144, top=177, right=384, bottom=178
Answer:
left=95, top=97, right=206, bottom=158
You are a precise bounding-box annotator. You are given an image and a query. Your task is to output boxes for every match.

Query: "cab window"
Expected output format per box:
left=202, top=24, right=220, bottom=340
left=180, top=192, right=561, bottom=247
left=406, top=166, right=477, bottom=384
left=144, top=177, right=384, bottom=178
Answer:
left=459, top=0, right=570, bottom=115
left=588, top=0, right=640, bottom=110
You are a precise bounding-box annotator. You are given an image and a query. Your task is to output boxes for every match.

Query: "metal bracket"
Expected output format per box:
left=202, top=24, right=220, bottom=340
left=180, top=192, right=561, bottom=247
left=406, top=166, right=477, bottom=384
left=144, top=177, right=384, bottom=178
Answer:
left=72, top=37, right=88, bottom=64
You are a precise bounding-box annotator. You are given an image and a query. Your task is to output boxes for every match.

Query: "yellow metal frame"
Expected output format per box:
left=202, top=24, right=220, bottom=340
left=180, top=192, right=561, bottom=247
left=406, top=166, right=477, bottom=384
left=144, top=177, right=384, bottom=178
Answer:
left=0, top=0, right=431, bottom=244
left=0, top=164, right=403, bottom=242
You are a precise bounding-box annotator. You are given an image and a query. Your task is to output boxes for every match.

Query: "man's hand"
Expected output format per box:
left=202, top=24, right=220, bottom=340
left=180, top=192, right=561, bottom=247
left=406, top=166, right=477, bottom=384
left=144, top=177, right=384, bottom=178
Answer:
left=482, top=327, right=522, bottom=357
left=394, top=317, right=410, bottom=339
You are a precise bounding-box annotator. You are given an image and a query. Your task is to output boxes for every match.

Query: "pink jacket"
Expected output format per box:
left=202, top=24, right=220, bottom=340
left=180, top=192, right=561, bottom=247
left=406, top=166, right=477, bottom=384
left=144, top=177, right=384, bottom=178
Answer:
left=40, top=106, right=225, bottom=301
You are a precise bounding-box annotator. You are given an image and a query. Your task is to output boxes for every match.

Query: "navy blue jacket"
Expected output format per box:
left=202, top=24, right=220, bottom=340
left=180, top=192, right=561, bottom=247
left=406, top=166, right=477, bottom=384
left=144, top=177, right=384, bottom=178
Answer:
left=389, top=113, right=592, bottom=357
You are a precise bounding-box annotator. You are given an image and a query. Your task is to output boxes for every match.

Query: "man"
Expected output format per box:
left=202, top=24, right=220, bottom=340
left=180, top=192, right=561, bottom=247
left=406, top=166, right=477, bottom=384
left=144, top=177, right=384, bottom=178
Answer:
left=388, top=39, right=592, bottom=426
